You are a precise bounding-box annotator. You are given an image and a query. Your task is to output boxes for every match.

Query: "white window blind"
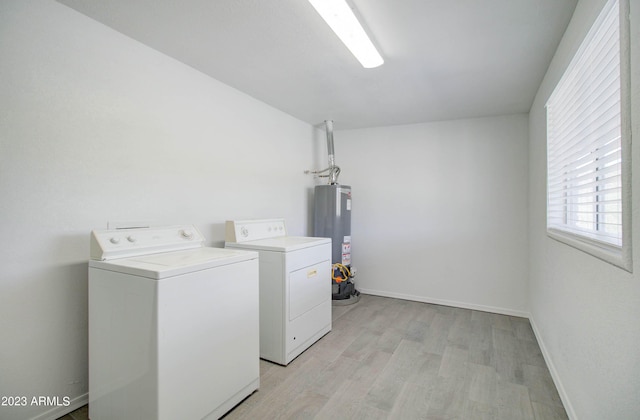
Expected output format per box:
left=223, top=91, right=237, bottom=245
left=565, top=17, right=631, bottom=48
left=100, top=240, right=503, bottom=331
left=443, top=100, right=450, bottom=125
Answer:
left=546, top=0, right=623, bottom=249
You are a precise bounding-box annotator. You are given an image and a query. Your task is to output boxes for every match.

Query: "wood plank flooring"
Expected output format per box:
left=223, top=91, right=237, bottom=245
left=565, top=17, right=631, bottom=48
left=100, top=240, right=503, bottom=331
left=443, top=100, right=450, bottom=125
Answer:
left=223, top=294, right=568, bottom=420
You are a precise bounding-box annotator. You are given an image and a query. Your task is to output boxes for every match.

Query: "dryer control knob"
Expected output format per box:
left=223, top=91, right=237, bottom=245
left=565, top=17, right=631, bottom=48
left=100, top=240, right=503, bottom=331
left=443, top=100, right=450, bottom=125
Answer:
left=127, top=235, right=137, bottom=243
left=181, top=230, right=193, bottom=239
left=109, top=237, right=120, bottom=244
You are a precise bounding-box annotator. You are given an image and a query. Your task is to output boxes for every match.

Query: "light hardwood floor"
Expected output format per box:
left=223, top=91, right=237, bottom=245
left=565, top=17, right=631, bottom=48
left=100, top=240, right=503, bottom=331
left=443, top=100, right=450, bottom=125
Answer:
left=62, top=294, right=567, bottom=420
left=223, top=294, right=568, bottom=420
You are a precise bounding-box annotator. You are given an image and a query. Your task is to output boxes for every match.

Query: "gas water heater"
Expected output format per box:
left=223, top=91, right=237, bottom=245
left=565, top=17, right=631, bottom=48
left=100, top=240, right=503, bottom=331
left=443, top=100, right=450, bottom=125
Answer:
left=314, top=184, right=351, bottom=266
left=310, top=120, right=359, bottom=303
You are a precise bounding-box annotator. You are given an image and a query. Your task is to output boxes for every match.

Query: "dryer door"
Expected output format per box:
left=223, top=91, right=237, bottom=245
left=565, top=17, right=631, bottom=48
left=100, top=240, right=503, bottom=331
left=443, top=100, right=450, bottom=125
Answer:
left=289, top=261, right=329, bottom=320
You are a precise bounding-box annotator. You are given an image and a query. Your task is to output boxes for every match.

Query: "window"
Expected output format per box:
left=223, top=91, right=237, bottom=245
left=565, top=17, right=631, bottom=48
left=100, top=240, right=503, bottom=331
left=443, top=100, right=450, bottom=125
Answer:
left=546, top=0, right=632, bottom=271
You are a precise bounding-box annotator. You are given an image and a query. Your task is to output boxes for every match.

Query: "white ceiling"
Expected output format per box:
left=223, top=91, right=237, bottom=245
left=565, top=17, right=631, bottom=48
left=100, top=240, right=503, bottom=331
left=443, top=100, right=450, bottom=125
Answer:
left=57, top=0, right=577, bottom=129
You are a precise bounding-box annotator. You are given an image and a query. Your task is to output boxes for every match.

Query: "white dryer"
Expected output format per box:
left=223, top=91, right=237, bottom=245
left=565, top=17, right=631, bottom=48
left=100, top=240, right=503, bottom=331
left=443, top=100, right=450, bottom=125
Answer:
left=88, top=225, right=259, bottom=420
left=225, top=219, right=331, bottom=365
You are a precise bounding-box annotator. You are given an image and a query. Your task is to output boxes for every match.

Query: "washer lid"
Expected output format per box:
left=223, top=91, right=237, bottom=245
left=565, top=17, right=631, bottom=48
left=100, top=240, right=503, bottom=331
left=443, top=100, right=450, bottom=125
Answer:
left=225, top=236, right=330, bottom=252
left=89, top=247, right=258, bottom=279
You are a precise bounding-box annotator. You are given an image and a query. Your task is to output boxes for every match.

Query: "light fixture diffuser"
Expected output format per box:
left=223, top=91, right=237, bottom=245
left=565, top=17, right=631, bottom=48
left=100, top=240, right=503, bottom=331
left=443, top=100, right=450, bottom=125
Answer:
left=308, top=0, right=384, bottom=68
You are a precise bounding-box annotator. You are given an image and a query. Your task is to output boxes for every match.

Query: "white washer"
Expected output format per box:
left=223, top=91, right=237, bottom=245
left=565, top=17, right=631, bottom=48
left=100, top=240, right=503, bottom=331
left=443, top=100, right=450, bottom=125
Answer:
left=225, top=219, right=331, bottom=365
left=88, top=225, right=259, bottom=420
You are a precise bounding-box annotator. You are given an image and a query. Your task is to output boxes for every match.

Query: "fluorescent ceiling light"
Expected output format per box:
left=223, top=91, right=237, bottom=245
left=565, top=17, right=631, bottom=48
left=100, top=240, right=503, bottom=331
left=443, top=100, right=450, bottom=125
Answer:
left=308, top=0, right=384, bottom=68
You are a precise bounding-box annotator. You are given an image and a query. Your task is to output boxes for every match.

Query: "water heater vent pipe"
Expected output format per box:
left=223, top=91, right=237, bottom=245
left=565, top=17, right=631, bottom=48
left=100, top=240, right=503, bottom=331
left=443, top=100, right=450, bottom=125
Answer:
left=325, top=120, right=340, bottom=184
left=305, top=120, right=341, bottom=184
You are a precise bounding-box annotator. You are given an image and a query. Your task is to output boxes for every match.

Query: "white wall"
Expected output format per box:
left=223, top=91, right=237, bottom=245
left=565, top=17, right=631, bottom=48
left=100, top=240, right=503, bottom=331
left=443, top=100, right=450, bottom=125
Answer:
left=334, top=115, right=530, bottom=316
left=0, top=1, right=317, bottom=419
left=528, top=0, right=640, bottom=418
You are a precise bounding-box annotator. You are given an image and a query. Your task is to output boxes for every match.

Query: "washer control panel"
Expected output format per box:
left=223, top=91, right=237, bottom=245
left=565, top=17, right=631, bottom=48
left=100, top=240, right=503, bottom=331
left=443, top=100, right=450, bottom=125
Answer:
left=225, top=219, right=287, bottom=243
left=90, top=225, right=204, bottom=260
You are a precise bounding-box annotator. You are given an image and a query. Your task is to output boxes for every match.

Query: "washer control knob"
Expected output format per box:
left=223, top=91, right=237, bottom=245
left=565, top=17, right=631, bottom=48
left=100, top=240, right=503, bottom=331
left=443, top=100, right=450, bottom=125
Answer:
left=181, top=229, right=193, bottom=239
left=109, top=237, right=120, bottom=244
left=241, top=227, right=249, bottom=237
left=127, top=235, right=137, bottom=243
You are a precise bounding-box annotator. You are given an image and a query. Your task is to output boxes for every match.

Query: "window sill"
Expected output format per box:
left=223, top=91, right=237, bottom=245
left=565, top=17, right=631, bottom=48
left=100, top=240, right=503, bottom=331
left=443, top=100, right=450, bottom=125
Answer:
left=547, top=228, right=633, bottom=272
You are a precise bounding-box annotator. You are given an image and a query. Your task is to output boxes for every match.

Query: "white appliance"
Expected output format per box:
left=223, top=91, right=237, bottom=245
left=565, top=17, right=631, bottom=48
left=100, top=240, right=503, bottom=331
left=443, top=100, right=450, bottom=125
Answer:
left=88, top=225, right=259, bottom=420
left=225, top=219, right=331, bottom=365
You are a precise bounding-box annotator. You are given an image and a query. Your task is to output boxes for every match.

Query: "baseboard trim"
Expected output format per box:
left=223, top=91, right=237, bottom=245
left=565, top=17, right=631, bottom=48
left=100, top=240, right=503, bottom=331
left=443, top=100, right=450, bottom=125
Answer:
left=528, top=318, right=577, bottom=420
left=358, top=288, right=530, bottom=318
left=30, top=393, right=88, bottom=420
